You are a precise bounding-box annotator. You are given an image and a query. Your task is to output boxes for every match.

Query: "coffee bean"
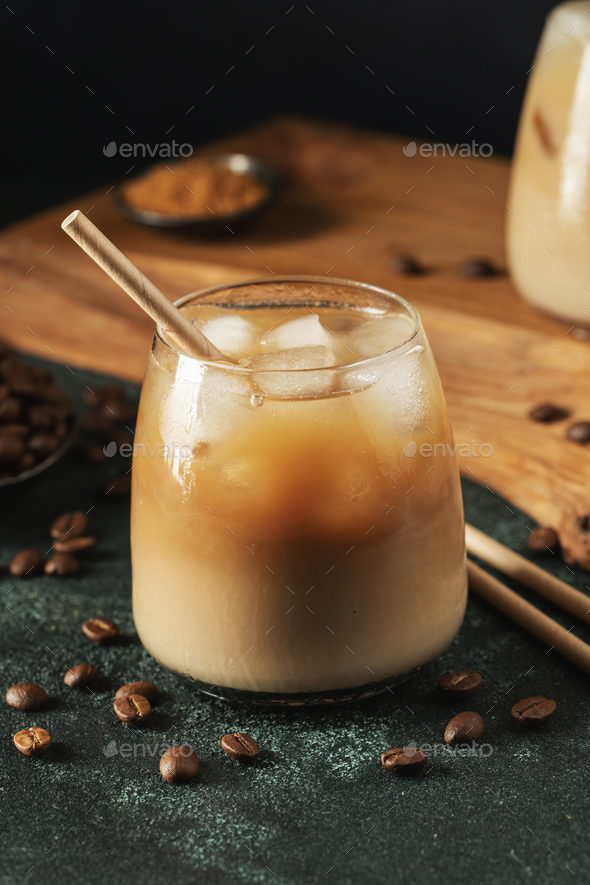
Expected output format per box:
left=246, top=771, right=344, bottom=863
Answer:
left=0, top=397, right=22, bottom=423
left=6, top=682, right=48, bottom=711
left=511, top=696, right=556, bottom=726
left=82, top=390, right=102, bottom=409
left=566, top=421, right=590, bottom=444
left=221, top=732, right=260, bottom=762
left=54, top=420, right=68, bottom=440
left=529, top=403, right=569, bottom=423
left=63, top=664, right=98, bottom=689
left=438, top=669, right=482, bottom=698
left=1, top=359, right=39, bottom=398
left=54, top=536, right=96, bottom=555
left=28, top=404, right=58, bottom=430
left=115, top=681, right=159, bottom=704
left=82, top=617, right=119, bottom=644
left=14, top=726, right=51, bottom=757
left=103, top=474, right=131, bottom=499
left=50, top=511, right=88, bottom=540
left=381, top=746, right=428, bottom=773
left=9, top=549, right=44, bottom=577
left=27, top=433, right=60, bottom=458
left=527, top=527, right=559, bottom=553
left=44, top=553, right=79, bottom=576
left=113, top=694, right=151, bottom=724
left=0, top=423, right=29, bottom=437
left=392, top=255, right=426, bottom=275
left=0, top=435, right=24, bottom=463
left=444, top=711, right=485, bottom=745
left=19, top=452, right=37, bottom=473
left=0, top=356, right=73, bottom=480
left=160, top=746, right=200, bottom=783
left=458, top=257, right=500, bottom=278
left=39, top=388, right=73, bottom=413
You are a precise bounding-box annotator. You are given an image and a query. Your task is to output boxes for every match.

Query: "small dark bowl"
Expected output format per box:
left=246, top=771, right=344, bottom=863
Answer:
left=0, top=419, right=77, bottom=490
left=113, top=153, right=284, bottom=233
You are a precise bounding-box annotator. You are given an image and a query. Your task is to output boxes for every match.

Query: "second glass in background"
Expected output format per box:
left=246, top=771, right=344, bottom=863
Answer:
left=507, top=0, right=590, bottom=326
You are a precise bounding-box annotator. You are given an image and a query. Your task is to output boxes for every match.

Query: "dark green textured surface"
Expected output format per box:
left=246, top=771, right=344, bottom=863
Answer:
left=0, top=356, right=588, bottom=885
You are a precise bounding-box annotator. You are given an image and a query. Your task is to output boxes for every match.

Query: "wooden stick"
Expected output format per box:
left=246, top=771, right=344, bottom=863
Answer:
left=468, top=559, right=590, bottom=676
left=61, top=210, right=229, bottom=363
left=466, top=523, right=590, bottom=625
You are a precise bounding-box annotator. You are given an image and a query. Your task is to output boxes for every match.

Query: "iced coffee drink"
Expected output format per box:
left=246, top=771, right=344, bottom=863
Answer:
left=507, top=0, right=590, bottom=325
left=131, top=277, right=467, bottom=704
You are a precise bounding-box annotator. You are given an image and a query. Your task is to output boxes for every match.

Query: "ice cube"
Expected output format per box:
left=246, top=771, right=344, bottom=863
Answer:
left=383, top=350, right=429, bottom=430
left=242, top=346, right=336, bottom=371
left=199, top=315, right=257, bottom=360
left=260, top=315, right=333, bottom=350
left=158, top=353, right=254, bottom=452
left=346, top=314, right=415, bottom=360
left=241, top=346, right=337, bottom=398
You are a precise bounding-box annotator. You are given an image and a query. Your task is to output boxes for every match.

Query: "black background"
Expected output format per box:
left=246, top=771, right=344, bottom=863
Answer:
left=2, top=0, right=558, bottom=224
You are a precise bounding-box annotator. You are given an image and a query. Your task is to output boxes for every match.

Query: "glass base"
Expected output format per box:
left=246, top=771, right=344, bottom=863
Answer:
left=182, top=667, right=422, bottom=707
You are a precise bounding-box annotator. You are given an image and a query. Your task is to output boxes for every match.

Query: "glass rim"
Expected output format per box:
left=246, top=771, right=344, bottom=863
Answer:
left=156, top=275, right=421, bottom=373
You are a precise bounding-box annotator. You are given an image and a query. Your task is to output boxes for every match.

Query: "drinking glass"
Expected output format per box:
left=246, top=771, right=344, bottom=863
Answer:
left=507, top=0, right=590, bottom=325
left=131, top=277, right=467, bottom=705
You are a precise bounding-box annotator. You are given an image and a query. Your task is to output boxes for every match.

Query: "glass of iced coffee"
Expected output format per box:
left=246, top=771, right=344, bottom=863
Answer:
left=507, top=0, right=590, bottom=325
left=131, top=277, right=467, bottom=705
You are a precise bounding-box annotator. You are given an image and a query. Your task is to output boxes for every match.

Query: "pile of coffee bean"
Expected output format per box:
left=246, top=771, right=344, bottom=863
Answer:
left=8, top=509, right=96, bottom=577
left=74, top=384, right=136, bottom=501
left=380, top=669, right=557, bottom=775
left=528, top=401, right=590, bottom=449
left=6, top=652, right=261, bottom=784
left=4, top=648, right=555, bottom=783
left=158, top=731, right=261, bottom=783
left=0, top=343, right=74, bottom=480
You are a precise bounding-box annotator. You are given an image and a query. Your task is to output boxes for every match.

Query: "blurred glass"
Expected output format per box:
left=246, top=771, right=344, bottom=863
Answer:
left=507, top=1, right=590, bottom=325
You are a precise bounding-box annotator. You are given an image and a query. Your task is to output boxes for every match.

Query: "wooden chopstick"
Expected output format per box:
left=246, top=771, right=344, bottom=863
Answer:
left=467, top=560, right=590, bottom=676
left=466, top=522, right=590, bottom=625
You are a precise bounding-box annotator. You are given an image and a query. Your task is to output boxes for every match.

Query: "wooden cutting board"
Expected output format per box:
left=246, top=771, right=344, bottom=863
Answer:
left=2, top=116, right=590, bottom=567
